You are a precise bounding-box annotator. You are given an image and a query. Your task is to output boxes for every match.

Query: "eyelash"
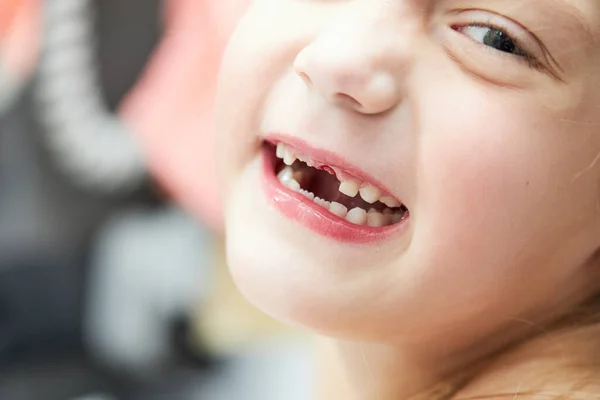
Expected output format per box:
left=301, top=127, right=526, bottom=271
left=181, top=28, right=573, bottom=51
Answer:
left=453, top=21, right=544, bottom=72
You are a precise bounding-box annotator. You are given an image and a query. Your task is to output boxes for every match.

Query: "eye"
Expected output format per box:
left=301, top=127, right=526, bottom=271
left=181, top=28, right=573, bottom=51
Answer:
left=441, top=10, right=561, bottom=82
left=456, top=25, right=527, bottom=58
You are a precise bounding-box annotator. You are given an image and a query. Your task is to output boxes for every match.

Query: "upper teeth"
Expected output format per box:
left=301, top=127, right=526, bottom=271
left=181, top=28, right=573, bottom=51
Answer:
left=359, top=183, right=382, bottom=204
left=296, top=153, right=312, bottom=166
left=283, top=151, right=297, bottom=166
left=276, top=143, right=286, bottom=159
left=277, top=142, right=299, bottom=166
left=339, top=180, right=361, bottom=197
left=274, top=141, right=404, bottom=213
left=380, top=196, right=401, bottom=208
left=339, top=180, right=390, bottom=206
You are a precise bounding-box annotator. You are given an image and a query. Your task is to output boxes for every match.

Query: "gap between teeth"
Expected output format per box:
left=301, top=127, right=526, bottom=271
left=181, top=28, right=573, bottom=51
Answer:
left=277, top=142, right=403, bottom=206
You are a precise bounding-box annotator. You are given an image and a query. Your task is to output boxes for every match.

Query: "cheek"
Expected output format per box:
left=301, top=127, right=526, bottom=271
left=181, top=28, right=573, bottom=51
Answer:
left=411, top=84, right=574, bottom=308
left=419, top=95, right=536, bottom=239
left=216, top=20, right=265, bottom=191
left=216, top=4, right=313, bottom=190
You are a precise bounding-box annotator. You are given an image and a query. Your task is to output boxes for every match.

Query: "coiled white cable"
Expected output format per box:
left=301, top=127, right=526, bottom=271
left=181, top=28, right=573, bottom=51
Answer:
left=36, top=0, right=147, bottom=194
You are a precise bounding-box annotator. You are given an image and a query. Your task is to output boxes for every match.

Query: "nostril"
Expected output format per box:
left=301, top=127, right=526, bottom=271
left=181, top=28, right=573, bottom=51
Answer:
left=334, top=93, right=363, bottom=110
left=297, top=71, right=312, bottom=86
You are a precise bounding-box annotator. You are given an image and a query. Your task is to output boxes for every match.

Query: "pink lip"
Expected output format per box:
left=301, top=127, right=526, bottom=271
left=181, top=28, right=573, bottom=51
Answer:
left=260, top=137, right=408, bottom=244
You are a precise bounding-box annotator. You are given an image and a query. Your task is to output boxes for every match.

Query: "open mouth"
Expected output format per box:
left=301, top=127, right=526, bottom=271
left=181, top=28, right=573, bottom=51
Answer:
left=265, top=141, right=409, bottom=227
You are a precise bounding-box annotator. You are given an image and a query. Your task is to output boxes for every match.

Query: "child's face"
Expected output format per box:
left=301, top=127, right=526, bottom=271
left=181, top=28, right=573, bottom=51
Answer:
left=216, top=0, right=600, bottom=351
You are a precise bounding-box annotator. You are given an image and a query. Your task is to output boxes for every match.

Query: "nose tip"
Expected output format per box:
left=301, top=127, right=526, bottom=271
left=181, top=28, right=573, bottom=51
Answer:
left=293, top=42, right=402, bottom=115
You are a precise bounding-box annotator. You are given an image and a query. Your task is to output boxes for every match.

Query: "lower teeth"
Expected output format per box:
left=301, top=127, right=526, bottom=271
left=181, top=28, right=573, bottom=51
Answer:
left=277, top=167, right=404, bottom=227
left=299, top=189, right=315, bottom=200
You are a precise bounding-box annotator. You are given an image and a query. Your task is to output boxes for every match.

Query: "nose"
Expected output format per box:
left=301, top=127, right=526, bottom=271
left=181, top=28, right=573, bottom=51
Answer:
left=294, top=12, right=411, bottom=115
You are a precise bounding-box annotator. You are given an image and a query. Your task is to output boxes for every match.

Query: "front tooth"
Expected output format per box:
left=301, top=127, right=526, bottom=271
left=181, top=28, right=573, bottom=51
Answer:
left=380, top=196, right=401, bottom=208
left=277, top=167, right=293, bottom=181
left=359, top=183, right=382, bottom=204
left=276, top=143, right=286, bottom=159
left=346, top=207, right=367, bottom=225
left=329, top=202, right=348, bottom=218
left=367, top=212, right=387, bottom=227
left=339, top=180, right=361, bottom=197
left=285, top=178, right=301, bottom=192
left=283, top=150, right=297, bottom=166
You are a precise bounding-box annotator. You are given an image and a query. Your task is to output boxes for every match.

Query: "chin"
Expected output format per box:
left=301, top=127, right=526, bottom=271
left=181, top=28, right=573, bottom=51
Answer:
left=217, top=125, right=420, bottom=340
left=221, top=155, right=407, bottom=340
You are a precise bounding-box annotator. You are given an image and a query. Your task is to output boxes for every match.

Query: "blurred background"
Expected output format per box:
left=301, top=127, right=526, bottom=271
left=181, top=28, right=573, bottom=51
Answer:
left=0, top=0, right=315, bottom=399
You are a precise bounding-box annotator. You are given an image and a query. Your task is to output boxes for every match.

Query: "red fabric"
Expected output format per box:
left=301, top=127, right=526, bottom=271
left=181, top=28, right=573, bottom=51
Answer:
left=122, top=0, right=250, bottom=232
left=0, top=0, right=20, bottom=36
left=0, top=0, right=38, bottom=74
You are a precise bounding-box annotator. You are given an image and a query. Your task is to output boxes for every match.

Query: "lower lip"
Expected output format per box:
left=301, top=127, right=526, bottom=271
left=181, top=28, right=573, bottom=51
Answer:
left=260, top=146, right=407, bottom=244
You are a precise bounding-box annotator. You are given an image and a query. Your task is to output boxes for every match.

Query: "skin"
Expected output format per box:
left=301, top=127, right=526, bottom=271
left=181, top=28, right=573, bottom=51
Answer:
left=216, top=0, right=600, bottom=398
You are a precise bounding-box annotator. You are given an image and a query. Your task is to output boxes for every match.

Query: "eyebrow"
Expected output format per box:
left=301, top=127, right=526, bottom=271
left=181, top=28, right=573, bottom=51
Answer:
left=459, top=0, right=597, bottom=43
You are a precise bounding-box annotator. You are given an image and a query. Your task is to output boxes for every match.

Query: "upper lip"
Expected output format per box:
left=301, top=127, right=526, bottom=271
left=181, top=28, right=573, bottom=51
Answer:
left=264, top=133, right=401, bottom=202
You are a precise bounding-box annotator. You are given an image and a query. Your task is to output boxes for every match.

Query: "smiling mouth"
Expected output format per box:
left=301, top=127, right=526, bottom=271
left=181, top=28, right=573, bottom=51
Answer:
left=266, top=141, right=409, bottom=227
